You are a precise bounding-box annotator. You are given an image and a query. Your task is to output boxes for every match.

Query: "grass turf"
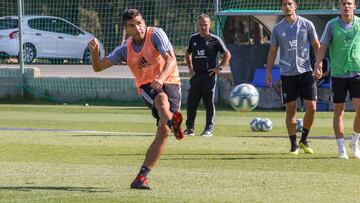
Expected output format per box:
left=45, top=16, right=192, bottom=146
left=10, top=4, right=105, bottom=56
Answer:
left=0, top=104, right=360, bottom=202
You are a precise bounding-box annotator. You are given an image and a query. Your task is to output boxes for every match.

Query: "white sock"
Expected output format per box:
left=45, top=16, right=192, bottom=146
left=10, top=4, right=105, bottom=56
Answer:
left=352, top=132, right=360, bottom=146
left=336, top=138, right=346, bottom=154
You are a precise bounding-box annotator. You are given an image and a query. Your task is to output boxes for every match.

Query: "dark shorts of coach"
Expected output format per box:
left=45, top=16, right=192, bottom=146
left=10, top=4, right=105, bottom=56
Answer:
left=281, top=71, right=317, bottom=104
left=331, top=75, right=360, bottom=103
left=139, top=83, right=181, bottom=123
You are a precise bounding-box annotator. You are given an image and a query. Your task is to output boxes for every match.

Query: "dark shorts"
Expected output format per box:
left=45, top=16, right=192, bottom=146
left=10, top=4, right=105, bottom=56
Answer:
left=331, top=75, right=360, bottom=103
left=281, top=71, right=317, bottom=103
left=139, top=83, right=181, bottom=120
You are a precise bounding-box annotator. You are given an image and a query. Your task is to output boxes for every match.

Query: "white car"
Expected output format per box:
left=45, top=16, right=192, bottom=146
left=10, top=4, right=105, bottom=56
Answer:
left=0, top=15, right=104, bottom=64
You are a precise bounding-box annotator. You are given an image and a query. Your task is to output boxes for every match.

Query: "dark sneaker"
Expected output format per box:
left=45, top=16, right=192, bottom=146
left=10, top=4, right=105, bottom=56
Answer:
left=201, top=128, right=213, bottom=137
left=130, top=175, right=150, bottom=190
left=170, top=111, right=184, bottom=140
left=184, top=128, right=195, bottom=136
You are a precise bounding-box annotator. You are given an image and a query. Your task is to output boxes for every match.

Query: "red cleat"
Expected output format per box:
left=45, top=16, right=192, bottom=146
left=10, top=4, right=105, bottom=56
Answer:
left=171, top=111, right=184, bottom=140
left=130, top=175, right=150, bottom=190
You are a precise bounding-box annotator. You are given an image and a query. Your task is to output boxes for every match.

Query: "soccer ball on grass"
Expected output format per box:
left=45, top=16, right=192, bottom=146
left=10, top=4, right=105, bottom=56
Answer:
left=250, top=117, right=262, bottom=131
left=259, top=118, right=272, bottom=132
left=250, top=118, right=272, bottom=132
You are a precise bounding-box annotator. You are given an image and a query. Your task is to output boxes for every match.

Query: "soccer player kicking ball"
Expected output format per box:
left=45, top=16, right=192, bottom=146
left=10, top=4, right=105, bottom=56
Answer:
left=88, top=9, right=184, bottom=189
left=315, top=0, right=360, bottom=159
left=265, top=0, right=321, bottom=155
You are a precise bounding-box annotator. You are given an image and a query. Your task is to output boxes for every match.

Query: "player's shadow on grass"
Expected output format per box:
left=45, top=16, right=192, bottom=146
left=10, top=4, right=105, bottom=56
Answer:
left=0, top=186, right=110, bottom=193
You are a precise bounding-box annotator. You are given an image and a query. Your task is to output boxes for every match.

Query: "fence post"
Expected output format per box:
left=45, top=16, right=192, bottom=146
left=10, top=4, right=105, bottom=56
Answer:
left=214, top=0, right=224, bottom=104
left=214, top=0, right=220, bottom=35
left=17, top=0, right=24, bottom=98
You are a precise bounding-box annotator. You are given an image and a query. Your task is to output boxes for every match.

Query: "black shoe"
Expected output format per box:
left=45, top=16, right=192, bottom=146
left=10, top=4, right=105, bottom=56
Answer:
left=183, top=128, right=195, bottom=136
left=130, top=175, right=151, bottom=190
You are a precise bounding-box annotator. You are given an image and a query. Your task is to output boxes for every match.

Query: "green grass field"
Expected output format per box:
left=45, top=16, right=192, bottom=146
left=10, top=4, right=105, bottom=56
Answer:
left=0, top=104, right=360, bottom=202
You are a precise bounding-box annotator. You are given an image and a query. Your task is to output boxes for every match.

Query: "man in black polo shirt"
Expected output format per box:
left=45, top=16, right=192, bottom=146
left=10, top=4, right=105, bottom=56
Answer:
left=183, top=14, right=231, bottom=137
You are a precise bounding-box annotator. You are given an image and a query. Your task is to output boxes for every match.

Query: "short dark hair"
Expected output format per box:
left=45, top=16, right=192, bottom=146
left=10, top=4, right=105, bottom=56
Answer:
left=280, top=0, right=297, bottom=5
left=122, top=9, right=142, bottom=23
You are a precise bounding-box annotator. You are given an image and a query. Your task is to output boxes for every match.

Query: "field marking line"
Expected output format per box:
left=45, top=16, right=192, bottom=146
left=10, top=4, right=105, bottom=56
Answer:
left=0, top=127, right=153, bottom=136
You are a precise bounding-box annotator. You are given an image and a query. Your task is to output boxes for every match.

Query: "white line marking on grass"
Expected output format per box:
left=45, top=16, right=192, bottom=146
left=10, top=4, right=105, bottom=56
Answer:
left=245, top=135, right=347, bottom=140
left=0, top=127, right=153, bottom=136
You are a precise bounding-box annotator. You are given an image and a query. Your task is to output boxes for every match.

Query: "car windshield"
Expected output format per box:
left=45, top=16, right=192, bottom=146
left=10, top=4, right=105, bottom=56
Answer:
left=0, top=18, right=18, bottom=30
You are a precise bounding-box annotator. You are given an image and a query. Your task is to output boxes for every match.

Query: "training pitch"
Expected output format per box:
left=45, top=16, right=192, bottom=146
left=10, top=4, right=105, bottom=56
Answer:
left=0, top=104, right=359, bottom=202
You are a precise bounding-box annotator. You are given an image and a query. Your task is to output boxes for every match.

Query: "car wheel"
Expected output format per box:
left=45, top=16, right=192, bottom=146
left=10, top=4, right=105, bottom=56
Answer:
left=82, top=48, right=91, bottom=64
left=22, top=43, right=36, bottom=64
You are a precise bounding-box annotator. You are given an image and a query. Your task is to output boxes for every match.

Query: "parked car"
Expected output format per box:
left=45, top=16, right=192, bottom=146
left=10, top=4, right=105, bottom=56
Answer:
left=0, top=15, right=104, bottom=64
